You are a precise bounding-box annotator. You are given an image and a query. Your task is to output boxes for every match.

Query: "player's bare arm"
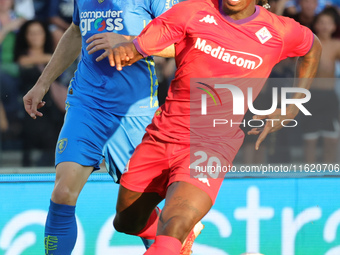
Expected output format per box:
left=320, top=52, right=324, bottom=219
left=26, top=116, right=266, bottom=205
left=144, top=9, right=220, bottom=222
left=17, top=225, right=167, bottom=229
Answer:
left=87, top=32, right=175, bottom=62
left=23, top=22, right=82, bottom=119
left=155, top=45, right=175, bottom=58
left=249, top=34, right=322, bottom=150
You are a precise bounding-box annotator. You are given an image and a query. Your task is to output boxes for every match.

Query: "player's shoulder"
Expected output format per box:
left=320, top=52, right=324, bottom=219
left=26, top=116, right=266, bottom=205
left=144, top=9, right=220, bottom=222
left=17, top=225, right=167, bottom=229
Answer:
left=266, top=8, right=302, bottom=28
left=257, top=7, right=288, bottom=25
left=258, top=7, right=306, bottom=33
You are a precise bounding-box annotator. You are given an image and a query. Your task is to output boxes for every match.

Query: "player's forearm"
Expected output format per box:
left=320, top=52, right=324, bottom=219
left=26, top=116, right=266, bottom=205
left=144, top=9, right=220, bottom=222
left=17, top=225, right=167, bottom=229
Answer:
left=296, top=35, right=322, bottom=81
left=36, top=23, right=81, bottom=89
left=288, top=34, right=322, bottom=117
left=133, top=36, right=175, bottom=58
left=154, top=45, right=175, bottom=58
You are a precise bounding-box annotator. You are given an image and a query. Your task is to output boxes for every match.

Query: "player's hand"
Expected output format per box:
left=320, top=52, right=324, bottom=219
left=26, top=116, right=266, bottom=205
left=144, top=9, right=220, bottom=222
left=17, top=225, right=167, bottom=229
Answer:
left=86, top=33, right=131, bottom=62
left=247, top=109, right=294, bottom=150
left=23, top=84, right=48, bottom=119
left=109, top=42, right=141, bottom=71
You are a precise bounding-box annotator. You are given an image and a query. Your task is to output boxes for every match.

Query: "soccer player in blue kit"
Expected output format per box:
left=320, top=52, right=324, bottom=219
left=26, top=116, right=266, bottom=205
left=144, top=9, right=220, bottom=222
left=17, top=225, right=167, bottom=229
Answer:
left=23, top=0, right=177, bottom=254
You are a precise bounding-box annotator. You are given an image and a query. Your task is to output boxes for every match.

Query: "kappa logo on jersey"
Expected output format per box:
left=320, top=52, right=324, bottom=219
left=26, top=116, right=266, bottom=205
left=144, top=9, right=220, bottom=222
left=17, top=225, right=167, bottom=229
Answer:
left=194, top=173, right=211, bottom=187
left=255, top=26, right=272, bottom=44
left=195, top=38, right=263, bottom=70
left=80, top=10, right=124, bottom=36
left=199, top=15, right=217, bottom=25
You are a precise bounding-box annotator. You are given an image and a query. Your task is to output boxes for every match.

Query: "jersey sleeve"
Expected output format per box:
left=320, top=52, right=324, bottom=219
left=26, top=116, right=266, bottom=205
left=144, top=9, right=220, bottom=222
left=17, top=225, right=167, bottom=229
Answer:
left=72, top=0, right=80, bottom=26
left=134, top=1, right=194, bottom=57
left=279, top=17, right=314, bottom=60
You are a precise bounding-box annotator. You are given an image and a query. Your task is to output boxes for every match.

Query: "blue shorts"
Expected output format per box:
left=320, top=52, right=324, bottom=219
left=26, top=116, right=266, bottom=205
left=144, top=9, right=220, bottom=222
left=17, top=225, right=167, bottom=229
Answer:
left=55, top=103, right=152, bottom=182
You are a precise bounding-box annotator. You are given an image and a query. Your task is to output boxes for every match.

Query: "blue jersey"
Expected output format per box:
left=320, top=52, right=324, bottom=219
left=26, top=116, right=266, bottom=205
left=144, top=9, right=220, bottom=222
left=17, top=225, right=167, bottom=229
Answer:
left=71, top=0, right=178, bottom=116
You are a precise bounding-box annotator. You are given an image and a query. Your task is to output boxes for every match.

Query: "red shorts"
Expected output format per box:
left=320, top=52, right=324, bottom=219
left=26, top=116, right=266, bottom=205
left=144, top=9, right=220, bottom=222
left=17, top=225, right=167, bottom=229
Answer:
left=120, top=133, right=232, bottom=204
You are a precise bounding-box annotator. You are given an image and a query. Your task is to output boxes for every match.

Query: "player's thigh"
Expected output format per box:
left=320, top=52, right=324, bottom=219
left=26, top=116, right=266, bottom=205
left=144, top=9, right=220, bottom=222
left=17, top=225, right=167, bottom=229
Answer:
left=119, top=134, right=170, bottom=199
left=103, top=115, right=152, bottom=183
left=56, top=104, right=119, bottom=171
left=158, top=145, right=228, bottom=240
left=52, top=162, right=93, bottom=205
left=114, top=134, right=168, bottom=227
left=114, top=136, right=165, bottom=228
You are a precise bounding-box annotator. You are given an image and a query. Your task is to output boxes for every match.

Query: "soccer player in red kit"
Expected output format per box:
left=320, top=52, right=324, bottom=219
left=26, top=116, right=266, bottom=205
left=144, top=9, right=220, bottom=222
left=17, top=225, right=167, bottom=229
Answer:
left=107, top=0, right=322, bottom=254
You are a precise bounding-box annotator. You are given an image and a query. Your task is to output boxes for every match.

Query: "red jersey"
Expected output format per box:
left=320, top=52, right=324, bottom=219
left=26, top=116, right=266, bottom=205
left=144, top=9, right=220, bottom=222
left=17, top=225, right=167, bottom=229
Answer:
left=133, top=0, right=314, bottom=162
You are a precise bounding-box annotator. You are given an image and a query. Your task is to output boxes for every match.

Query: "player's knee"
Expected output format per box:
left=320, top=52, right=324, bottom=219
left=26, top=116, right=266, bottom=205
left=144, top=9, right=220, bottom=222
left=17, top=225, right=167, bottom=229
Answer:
left=113, top=216, right=127, bottom=233
left=51, top=184, right=78, bottom=205
left=113, top=213, right=146, bottom=234
left=159, top=215, right=195, bottom=242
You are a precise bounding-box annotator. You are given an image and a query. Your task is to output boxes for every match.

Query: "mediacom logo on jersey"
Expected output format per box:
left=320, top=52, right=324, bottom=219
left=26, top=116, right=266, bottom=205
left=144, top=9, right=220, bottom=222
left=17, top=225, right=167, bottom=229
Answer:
left=80, top=10, right=124, bottom=36
left=195, top=38, right=263, bottom=70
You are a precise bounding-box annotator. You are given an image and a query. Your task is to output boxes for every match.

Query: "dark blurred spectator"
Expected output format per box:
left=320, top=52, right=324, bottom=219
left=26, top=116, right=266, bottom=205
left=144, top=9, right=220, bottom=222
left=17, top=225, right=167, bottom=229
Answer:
left=0, top=0, right=24, bottom=43
left=283, top=0, right=335, bottom=17
left=48, top=0, right=73, bottom=46
left=285, top=0, right=318, bottom=28
left=283, top=0, right=299, bottom=16
left=0, top=0, right=25, bottom=149
left=32, top=0, right=49, bottom=22
left=334, top=0, right=340, bottom=8
left=0, top=101, right=8, bottom=132
left=301, top=7, right=340, bottom=163
left=316, top=5, right=340, bottom=38
left=270, top=0, right=291, bottom=16
left=14, top=20, right=66, bottom=166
